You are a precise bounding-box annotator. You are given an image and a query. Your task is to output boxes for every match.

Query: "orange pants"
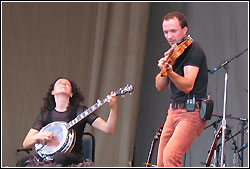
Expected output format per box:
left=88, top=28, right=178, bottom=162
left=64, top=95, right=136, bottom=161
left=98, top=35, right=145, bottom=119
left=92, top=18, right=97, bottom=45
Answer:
left=157, top=108, right=207, bottom=167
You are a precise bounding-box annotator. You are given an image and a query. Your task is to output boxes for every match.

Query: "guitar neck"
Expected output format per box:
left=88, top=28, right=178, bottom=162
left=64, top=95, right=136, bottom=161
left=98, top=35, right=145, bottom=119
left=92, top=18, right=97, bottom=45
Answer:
left=205, top=126, right=222, bottom=167
left=67, top=98, right=108, bottom=129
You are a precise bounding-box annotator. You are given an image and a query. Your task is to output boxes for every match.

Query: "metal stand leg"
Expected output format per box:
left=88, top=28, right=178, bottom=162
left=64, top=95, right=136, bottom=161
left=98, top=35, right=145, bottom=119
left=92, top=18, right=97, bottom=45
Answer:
left=220, top=65, right=229, bottom=167
left=240, top=119, right=247, bottom=167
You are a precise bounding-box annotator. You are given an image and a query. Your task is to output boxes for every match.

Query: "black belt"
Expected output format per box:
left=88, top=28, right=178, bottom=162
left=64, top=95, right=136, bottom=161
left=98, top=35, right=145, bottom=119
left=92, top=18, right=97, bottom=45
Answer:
left=169, top=102, right=185, bottom=109
left=169, top=102, right=200, bottom=109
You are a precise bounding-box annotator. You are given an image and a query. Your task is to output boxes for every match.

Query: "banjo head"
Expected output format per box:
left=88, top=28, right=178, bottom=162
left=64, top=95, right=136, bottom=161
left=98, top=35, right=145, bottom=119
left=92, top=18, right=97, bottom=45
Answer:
left=35, top=121, right=75, bottom=160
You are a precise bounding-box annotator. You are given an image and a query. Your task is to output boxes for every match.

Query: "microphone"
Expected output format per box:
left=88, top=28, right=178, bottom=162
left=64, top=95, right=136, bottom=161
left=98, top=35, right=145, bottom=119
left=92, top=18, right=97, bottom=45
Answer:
left=238, top=143, right=248, bottom=153
left=209, top=60, right=229, bottom=74
left=208, top=48, right=248, bottom=75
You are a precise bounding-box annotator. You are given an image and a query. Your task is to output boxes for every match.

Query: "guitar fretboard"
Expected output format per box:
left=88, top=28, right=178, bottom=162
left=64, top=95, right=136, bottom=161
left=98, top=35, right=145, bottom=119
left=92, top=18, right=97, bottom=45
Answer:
left=67, top=98, right=108, bottom=129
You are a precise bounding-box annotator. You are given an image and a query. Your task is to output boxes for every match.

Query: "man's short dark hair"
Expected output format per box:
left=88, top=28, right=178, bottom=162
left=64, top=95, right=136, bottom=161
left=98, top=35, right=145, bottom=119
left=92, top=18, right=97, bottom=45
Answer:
left=163, top=11, right=188, bottom=28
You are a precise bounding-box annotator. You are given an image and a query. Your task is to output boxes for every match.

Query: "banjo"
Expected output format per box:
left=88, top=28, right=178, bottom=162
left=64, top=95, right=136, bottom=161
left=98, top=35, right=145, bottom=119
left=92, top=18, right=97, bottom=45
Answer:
left=35, top=84, right=134, bottom=160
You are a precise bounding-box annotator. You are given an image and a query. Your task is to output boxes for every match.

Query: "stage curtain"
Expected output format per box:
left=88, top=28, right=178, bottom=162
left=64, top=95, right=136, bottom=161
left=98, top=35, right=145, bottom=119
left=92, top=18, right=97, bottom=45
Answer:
left=2, top=2, right=150, bottom=166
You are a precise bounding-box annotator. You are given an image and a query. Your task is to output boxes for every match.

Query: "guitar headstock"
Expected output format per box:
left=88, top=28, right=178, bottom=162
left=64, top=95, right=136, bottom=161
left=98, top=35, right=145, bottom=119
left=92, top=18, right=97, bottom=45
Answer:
left=115, top=84, right=134, bottom=96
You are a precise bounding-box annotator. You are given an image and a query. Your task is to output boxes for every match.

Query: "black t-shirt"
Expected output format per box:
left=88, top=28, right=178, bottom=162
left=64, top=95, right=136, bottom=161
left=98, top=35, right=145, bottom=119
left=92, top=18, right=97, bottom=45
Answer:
left=32, top=105, right=99, bottom=154
left=169, top=41, right=208, bottom=102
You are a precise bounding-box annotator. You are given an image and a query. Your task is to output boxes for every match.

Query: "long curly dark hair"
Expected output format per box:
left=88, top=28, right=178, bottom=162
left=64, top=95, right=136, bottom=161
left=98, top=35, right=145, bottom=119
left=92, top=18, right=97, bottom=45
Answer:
left=40, top=77, right=85, bottom=112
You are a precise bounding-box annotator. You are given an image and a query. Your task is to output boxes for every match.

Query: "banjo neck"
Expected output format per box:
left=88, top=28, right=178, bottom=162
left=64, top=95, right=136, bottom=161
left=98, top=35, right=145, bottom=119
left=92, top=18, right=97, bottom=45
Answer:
left=67, top=84, right=133, bottom=129
left=67, top=98, right=108, bottom=129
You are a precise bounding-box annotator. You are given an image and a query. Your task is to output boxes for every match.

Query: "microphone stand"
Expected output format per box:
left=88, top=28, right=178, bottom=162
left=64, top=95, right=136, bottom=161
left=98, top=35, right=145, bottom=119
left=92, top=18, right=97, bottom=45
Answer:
left=239, top=118, right=247, bottom=167
left=17, top=148, right=33, bottom=154
left=205, top=118, right=222, bottom=130
left=208, top=48, right=248, bottom=167
left=208, top=48, right=248, bottom=74
left=227, top=129, right=238, bottom=167
left=216, top=126, right=248, bottom=166
left=220, top=64, right=228, bottom=167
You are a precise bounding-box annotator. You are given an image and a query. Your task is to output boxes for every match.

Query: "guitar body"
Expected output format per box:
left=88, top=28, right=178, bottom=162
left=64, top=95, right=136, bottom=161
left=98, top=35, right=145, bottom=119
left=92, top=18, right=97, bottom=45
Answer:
left=35, top=121, right=76, bottom=160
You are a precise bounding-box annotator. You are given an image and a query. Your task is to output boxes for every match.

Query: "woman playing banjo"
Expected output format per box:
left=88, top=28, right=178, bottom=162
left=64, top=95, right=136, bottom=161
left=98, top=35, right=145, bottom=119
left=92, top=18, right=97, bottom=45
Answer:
left=16, top=77, right=118, bottom=166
